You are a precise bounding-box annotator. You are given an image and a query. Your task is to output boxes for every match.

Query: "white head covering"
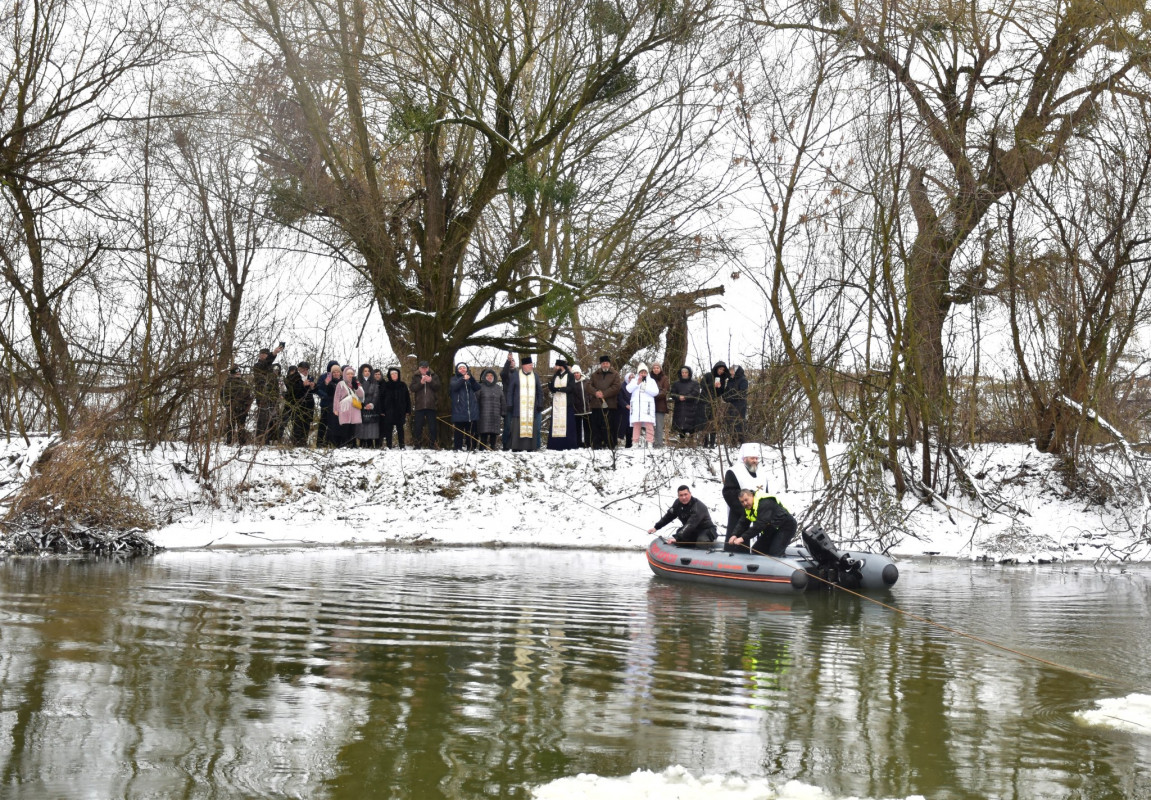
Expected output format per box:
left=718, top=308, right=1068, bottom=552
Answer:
left=739, top=442, right=762, bottom=461
left=636, top=362, right=649, bottom=374
left=571, top=365, right=583, bottom=375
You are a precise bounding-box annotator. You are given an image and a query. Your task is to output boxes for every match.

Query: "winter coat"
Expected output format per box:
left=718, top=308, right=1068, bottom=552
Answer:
left=653, top=497, right=717, bottom=541
left=571, top=376, right=592, bottom=416
left=381, top=372, right=411, bottom=425
left=315, top=361, right=342, bottom=410
left=285, top=370, right=315, bottom=408
left=354, top=374, right=381, bottom=439
left=450, top=372, right=481, bottom=423
left=699, top=360, right=729, bottom=424
left=671, top=368, right=701, bottom=431
left=252, top=352, right=279, bottom=405
left=626, top=375, right=659, bottom=425
left=410, top=370, right=441, bottom=411
left=725, top=366, right=748, bottom=418
left=589, top=367, right=622, bottom=410
left=221, top=374, right=253, bottom=414
left=476, top=370, right=507, bottom=434
left=333, top=379, right=365, bottom=426
left=651, top=369, right=670, bottom=414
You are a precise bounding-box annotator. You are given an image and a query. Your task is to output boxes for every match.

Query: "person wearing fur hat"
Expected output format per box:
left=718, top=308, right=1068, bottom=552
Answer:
left=505, top=354, right=545, bottom=451
left=626, top=363, right=660, bottom=446
left=722, top=442, right=769, bottom=538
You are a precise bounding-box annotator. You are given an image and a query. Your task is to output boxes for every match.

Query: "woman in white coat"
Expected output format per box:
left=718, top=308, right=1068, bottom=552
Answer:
left=626, top=364, right=660, bottom=446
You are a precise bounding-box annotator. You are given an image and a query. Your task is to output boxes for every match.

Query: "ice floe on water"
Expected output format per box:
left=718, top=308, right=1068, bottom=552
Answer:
left=529, top=766, right=925, bottom=800
left=1075, top=693, right=1151, bottom=735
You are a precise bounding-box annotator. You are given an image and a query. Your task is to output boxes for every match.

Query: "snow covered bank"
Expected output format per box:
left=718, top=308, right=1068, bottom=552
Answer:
left=1, top=437, right=1149, bottom=561
left=529, top=766, right=925, bottom=800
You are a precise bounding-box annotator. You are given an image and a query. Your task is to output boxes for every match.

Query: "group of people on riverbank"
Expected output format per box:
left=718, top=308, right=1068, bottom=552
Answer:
left=647, top=443, right=797, bottom=557
left=221, top=348, right=751, bottom=451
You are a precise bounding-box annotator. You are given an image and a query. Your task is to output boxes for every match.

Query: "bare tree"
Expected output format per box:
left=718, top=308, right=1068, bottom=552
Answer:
left=1005, top=101, right=1151, bottom=459
left=0, top=0, right=167, bottom=434
left=756, top=0, right=1151, bottom=485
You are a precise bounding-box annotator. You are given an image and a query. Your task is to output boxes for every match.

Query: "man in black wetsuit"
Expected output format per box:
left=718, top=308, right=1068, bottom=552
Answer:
left=726, top=488, right=797, bottom=556
left=648, top=485, right=717, bottom=546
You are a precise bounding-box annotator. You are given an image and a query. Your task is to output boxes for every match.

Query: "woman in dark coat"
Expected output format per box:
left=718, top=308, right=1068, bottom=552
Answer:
left=724, top=365, right=749, bottom=444
left=380, top=367, right=411, bottom=448
left=450, top=362, right=481, bottom=451
left=671, top=366, right=701, bottom=438
left=476, top=368, right=506, bottom=449
left=354, top=363, right=381, bottom=446
left=698, top=360, right=729, bottom=447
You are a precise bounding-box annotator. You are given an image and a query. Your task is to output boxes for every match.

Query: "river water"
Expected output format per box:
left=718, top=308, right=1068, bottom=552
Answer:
left=0, top=548, right=1148, bottom=799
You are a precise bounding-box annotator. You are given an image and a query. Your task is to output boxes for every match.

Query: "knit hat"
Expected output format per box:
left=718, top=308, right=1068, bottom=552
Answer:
left=418, top=360, right=429, bottom=368
left=571, top=365, right=583, bottom=374
left=636, top=362, right=649, bottom=374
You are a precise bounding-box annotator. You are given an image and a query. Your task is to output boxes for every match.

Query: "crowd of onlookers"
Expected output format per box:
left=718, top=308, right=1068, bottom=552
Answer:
left=220, top=347, right=750, bottom=451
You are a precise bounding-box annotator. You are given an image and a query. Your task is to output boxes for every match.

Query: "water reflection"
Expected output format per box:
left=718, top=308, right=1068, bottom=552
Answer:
left=0, top=551, right=1148, bottom=799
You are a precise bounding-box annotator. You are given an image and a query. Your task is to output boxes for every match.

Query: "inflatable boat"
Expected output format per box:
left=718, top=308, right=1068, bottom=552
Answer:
left=646, top=525, right=899, bottom=595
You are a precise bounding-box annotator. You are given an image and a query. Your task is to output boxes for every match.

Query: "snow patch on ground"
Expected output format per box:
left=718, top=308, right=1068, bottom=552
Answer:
left=1, top=436, right=1149, bottom=561
left=1075, top=693, right=1151, bottom=735
left=529, top=766, right=926, bottom=800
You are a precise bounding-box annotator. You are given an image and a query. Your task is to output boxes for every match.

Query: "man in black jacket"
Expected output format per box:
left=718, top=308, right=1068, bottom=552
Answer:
left=284, top=361, right=316, bottom=446
left=648, top=486, right=717, bottom=545
left=727, top=489, right=796, bottom=556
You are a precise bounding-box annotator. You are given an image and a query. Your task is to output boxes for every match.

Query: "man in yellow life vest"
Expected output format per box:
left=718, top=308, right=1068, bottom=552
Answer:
left=725, top=488, right=797, bottom=556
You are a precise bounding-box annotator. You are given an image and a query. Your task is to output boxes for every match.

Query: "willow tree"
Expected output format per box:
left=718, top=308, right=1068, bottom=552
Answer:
left=216, top=0, right=721, bottom=393
left=758, top=0, right=1151, bottom=485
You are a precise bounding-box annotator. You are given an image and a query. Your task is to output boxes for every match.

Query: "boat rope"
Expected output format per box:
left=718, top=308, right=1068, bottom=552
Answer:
left=434, top=415, right=1137, bottom=690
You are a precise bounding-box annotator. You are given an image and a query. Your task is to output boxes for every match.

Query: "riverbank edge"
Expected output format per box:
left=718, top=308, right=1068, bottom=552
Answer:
left=3, top=438, right=1149, bottom=563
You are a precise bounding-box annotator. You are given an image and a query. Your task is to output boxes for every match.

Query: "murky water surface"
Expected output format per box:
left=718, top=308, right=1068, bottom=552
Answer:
left=0, top=548, right=1149, bottom=799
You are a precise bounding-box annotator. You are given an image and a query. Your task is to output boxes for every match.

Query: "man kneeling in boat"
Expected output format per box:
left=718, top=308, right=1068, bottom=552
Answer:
left=648, top=485, right=717, bottom=546
left=726, top=489, right=797, bottom=557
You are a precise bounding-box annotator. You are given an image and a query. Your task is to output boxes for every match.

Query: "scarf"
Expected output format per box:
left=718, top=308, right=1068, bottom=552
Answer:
left=551, top=373, right=568, bottom=437
left=518, top=368, right=536, bottom=437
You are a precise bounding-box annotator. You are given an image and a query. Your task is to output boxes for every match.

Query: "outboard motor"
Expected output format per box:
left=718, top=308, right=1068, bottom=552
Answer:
left=800, top=524, right=863, bottom=590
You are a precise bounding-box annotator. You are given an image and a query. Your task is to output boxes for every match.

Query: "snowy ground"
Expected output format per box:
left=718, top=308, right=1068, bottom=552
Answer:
left=0, top=437, right=1149, bottom=562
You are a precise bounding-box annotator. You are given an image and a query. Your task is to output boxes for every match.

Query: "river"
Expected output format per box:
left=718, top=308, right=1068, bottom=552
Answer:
left=0, top=548, right=1148, bottom=799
